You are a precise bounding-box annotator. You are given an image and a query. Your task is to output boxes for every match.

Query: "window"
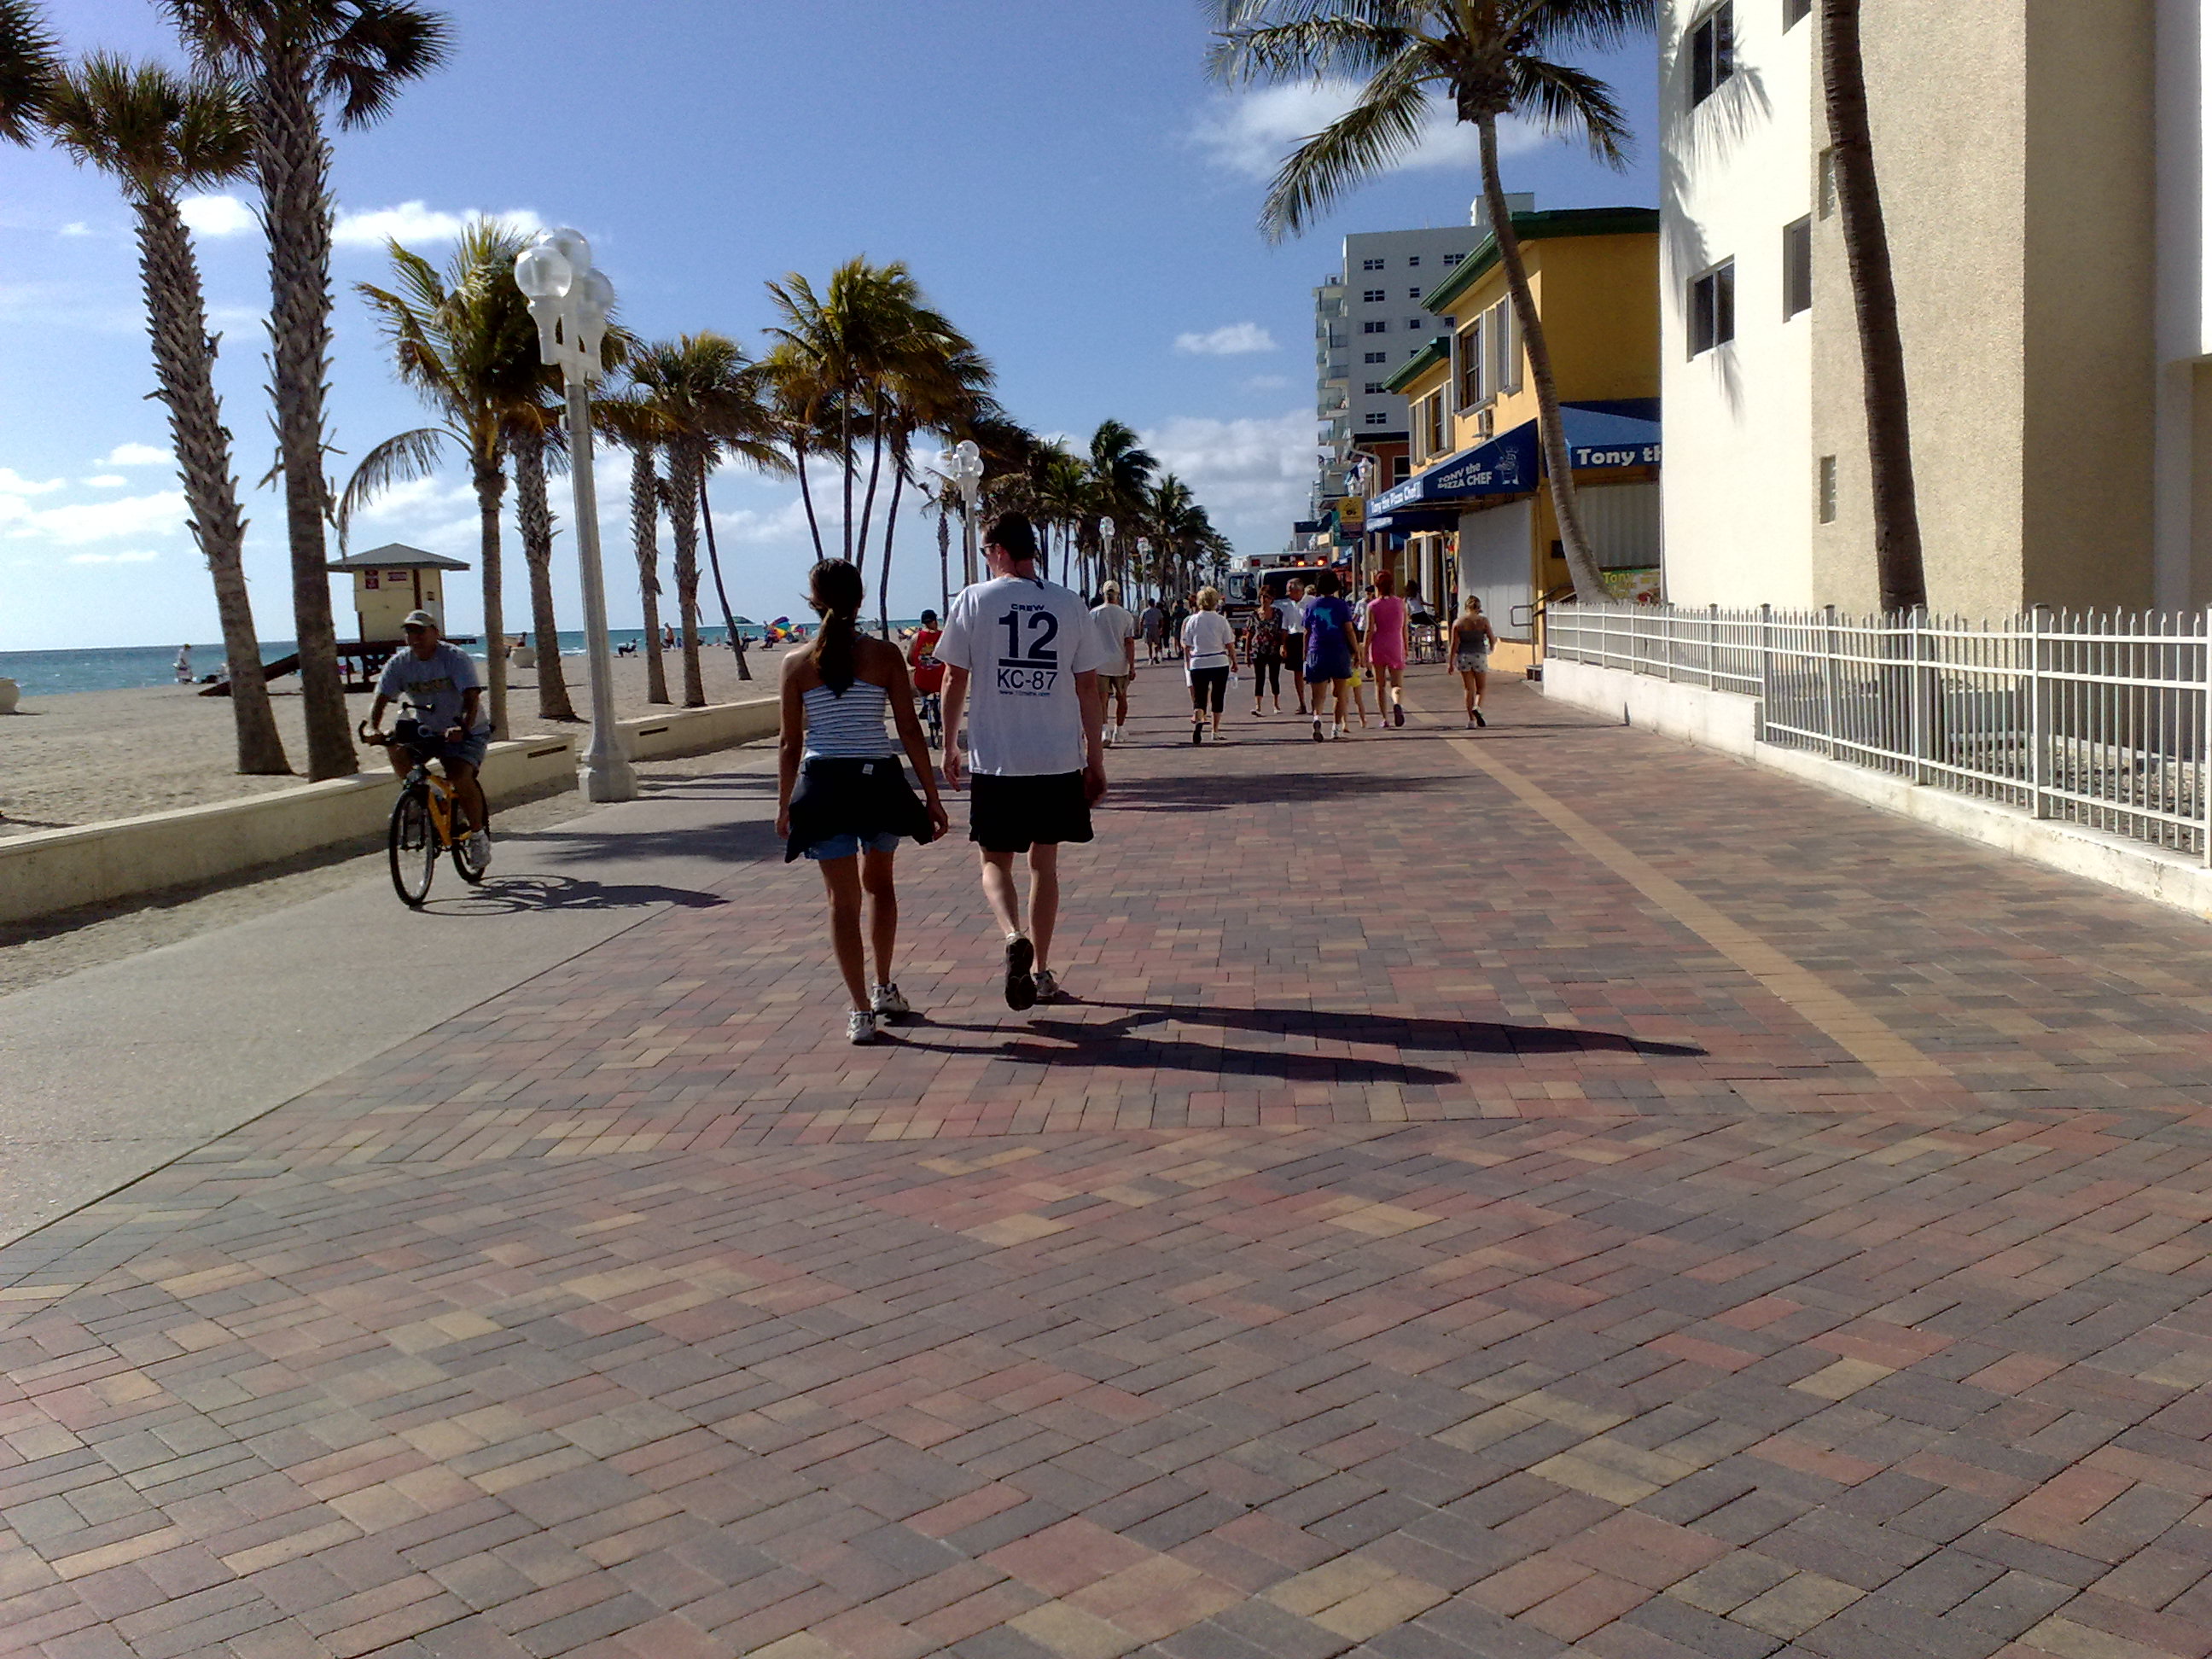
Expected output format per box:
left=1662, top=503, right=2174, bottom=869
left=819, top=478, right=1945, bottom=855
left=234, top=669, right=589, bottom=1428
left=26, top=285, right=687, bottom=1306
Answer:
left=1408, top=288, right=1424, bottom=300
left=1818, top=148, right=1838, bottom=218
left=1406, top=255, right=1422, bottom=268
left=1457, top=314, right=1484, bottom=410
left=1783, top=0, right=1809, bottom=26
left=1364, top=381, right=1385, bottom=394
left=1364, top=350, right=1387, bottom=364
left=1818, top=455, right=1837, bottom=522
left=1690, top=3, right=1734, bottom=105
left=1406, top=318, right=1424, bottom=331
left=1783, top=217, right=1812, bottom=317
left=1442, top=252, right=1463, bottom=267
left=1427, top=392, right=1447, bottom=457
left=1363, top=288, right=1386, bottom=303
left=1365, top=411, right=1389, bottom=426
left=1364, top=319, right=1388, bottom=334
left=1393, top=456, right=1411, bottom=482
left=1689, top=259, right=1735, bottom=354
left=1362, top=257, right=1385, bottom=271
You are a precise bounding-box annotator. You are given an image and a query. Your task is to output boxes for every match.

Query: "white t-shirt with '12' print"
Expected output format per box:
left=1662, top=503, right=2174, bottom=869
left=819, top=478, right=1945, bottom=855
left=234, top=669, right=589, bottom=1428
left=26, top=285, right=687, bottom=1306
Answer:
left=937, top=573, right=1114, bottom=777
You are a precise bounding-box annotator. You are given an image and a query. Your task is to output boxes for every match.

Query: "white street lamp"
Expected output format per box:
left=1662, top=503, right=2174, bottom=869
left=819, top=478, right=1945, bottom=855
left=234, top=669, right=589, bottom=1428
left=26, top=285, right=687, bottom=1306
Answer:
left=1135, top=535, right=1153, bottom=605
left=515, top=226, right=635, bottom=803
left=934, top=439, right=986, bottom=587
left=1099, top=515, right=1115, bottom=590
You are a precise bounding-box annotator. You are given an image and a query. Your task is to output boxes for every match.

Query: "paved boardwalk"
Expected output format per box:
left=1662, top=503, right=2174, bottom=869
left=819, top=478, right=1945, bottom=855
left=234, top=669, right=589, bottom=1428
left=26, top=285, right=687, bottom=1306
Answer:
left=6, top=667, right=2212, bottom=1659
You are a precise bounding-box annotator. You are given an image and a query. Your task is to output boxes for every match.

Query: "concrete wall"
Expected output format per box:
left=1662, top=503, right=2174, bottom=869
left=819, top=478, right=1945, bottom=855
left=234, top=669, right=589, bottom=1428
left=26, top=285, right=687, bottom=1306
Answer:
left=0, top=692, right=780, bottom=926
left=1660, top=0, right=1817, bottom=607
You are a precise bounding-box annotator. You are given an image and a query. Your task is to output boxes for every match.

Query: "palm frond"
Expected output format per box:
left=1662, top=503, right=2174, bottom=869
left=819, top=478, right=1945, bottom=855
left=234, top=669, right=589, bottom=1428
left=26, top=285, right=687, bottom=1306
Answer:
left=1510, top=53, right=1633, bottom=167
left=1205, top=13, right=1419, bottom=86
left=1522, top=0, right=1655, bottom=56
left=0, top=0, right=61, bottom=145
left=336, top=424, right=451, bottom=541
left=319, top=0, right=453, bottom=128
left=1259, top=56, right=1433, bottom=239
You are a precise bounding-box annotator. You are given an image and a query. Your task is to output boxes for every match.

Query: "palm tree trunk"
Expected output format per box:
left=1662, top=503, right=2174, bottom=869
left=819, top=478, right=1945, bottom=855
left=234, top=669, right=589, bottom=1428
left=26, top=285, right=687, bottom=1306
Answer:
left=877, top=451, right=908, bottom=637
left=1823, top=0, right=1925, bottom=611
left=937, top=506, right=952, bottom=614
left=473, top=460, right=508, bottom=733
left=135, top=194, right=288, bottom=776
left=793, top=437, right=827, bottom=560
left=511, top=428, right=580, bottom=723
left=631, top=445, right=670, bottom=705
left=856, top=391, right=888, bottom=571
left=841, top=398, right=854, bottom=564
left=667, top=446, right=707, bottom=707
left=257, top=52, right=354, bottom=779
left=699, top=472, right=750, bottom=681
left=1475, top=114, right=1608, bottom=607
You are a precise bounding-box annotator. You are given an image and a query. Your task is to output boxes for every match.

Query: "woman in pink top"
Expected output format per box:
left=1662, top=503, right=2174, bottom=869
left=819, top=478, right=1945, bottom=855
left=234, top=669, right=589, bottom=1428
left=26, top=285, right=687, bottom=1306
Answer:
left=1365, top=568, right=1410, bottom=728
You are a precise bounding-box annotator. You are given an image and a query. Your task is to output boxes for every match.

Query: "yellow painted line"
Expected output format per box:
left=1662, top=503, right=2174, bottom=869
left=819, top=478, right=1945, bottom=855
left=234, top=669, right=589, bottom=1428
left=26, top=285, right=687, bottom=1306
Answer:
left=1445, top=737, right=1943, bottom=1079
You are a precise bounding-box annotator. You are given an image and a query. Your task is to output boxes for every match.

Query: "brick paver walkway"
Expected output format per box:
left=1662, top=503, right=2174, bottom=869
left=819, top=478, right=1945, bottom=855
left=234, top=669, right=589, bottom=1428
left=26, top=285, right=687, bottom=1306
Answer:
left=8, top=667, right=2212, bottom=1659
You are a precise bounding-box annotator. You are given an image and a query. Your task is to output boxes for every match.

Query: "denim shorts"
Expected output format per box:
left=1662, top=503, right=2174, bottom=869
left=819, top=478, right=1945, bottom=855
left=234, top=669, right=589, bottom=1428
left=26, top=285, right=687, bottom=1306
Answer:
left=804, top=830, right=902, bottom=862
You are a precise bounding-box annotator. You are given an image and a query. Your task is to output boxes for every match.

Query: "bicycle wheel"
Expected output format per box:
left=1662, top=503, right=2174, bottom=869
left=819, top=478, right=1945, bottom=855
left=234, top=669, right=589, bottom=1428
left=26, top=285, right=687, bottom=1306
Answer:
left=451, top=815, right=489, bottom=885
left=387, top=786, right=438, bottom=906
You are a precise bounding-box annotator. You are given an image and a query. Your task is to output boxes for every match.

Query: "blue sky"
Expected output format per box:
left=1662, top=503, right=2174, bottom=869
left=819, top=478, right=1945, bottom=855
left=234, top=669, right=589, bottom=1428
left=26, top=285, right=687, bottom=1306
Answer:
left=3, top=0, right=1656, bottom=651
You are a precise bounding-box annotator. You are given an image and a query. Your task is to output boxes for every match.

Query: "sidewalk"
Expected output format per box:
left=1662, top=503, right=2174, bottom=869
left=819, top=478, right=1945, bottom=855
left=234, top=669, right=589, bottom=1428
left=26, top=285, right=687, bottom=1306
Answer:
left=4, top=665, right=2212, bottom=1659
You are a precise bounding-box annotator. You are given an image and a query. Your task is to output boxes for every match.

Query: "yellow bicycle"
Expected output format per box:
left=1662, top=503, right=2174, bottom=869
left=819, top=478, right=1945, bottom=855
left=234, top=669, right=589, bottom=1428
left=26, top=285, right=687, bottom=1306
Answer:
left=360, top=720, right=489, bottom=906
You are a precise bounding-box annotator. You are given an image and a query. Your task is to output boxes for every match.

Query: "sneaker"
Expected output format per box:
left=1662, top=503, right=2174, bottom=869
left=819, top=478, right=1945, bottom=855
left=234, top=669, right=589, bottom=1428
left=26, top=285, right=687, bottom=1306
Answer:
left=1103, top=725, right=1115, bottom=748
left=1003, top=934, right=1037, bottom=1010
left=870, top=983, right=911, bottom=1018
left=847, top=1010, right=878, bottom=1045
left=1033, top=968, right=1061, bottom=1003
left=1312, top=718, right=1324, bottom=742
left=1113, top=725, right=1126, bottom=747
left=1473, top=707, right=1488, bottom=728
left=1393, top=704, right=1406, bottom=728
left=468, top=829, right=492, bottom=868
left=1191, top=721, right=1203, bottom=744
left=1332, top=724, right=1348, bottom=740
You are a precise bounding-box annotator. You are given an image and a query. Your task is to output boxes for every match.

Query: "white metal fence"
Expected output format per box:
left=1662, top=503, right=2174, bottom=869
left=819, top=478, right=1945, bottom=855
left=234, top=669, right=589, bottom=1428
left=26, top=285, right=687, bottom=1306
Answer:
left=1545, top=604, right=2212, bottom=859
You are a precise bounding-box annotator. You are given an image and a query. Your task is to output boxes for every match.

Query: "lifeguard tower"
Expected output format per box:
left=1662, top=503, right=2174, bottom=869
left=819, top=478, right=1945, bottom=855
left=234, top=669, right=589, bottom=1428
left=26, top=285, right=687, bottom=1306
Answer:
left=328, top=543, right=469, bottom=639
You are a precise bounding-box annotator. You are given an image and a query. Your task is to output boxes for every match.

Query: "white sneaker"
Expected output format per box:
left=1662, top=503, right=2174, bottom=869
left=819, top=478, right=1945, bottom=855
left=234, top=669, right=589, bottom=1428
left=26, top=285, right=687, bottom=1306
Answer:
left=1033, top=968, right=1061, bottom=1003
left=1103, top=725, right=1116, bottom=748
left=1113, top=725, right=1126, bottom=747
left=468, top=829, right=492, bottom=867
left=870, top=983, right=911, bottom=1018
left=847, top=1010, right=878, bottom=1045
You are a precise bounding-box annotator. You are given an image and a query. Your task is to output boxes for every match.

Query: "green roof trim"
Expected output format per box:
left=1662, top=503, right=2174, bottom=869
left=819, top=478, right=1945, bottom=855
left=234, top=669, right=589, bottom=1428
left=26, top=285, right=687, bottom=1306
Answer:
left=1382, top=337, right=1451, bottom=394
left=1420, top=206, right=1660, bottom=315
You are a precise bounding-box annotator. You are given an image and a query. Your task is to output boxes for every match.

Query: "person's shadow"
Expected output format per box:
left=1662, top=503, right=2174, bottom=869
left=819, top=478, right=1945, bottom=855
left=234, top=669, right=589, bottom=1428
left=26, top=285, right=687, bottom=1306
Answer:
left=421, top=873, right=725, bottom=915
left=889, top=1000, right=1704, bottom=1086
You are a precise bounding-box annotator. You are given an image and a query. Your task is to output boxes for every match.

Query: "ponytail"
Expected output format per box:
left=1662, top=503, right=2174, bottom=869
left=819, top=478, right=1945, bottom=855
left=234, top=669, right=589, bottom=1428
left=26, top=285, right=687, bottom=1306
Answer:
left=806, top=559, right=864, bottom=695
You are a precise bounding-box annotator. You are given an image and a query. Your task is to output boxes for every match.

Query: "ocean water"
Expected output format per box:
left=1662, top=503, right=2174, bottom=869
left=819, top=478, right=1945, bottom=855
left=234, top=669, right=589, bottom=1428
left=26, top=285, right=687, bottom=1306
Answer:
left=1, top=622, right=926, bottom=699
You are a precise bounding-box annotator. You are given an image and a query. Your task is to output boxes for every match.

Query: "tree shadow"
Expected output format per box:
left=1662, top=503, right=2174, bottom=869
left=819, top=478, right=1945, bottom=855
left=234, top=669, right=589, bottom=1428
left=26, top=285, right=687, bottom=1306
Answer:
left=885, top=999, right=1703, bottom=1084
left=420, top=873, right=726, bottom=916
left=494, top=817, right=786, bottom=867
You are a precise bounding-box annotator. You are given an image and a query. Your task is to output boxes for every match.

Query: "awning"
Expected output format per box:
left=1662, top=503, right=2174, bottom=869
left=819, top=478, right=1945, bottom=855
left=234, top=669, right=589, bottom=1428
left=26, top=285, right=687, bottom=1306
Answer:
left=1367, top=404, right=1662, bottom=517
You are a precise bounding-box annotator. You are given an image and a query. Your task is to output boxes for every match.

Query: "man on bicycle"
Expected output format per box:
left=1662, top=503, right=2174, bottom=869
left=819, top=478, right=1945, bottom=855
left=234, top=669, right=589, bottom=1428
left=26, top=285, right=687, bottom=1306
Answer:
left=368, top=611, right=492, bottom=867
left=907, top=608, right=946, bottom=743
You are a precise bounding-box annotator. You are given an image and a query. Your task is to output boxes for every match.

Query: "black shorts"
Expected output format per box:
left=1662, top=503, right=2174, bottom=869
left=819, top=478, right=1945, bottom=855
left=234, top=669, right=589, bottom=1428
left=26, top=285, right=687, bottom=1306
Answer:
left=969, top=771, right=1092, bottom=853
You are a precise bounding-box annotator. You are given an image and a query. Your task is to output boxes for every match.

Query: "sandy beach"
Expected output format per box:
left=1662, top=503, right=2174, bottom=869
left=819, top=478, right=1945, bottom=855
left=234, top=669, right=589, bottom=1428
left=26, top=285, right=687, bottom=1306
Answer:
left=0, top=647, right=778, bottom=839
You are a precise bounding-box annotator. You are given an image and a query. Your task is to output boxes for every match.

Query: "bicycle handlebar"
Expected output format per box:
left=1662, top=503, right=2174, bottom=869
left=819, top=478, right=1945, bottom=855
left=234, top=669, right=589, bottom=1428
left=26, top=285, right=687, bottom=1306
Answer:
left=358, top=721, right=390, bottom=747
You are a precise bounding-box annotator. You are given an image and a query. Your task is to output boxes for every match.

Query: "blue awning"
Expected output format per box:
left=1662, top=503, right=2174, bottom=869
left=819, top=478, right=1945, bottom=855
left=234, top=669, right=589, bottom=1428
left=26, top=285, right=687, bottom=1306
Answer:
left=1368, top=404, right=1661, bottom=518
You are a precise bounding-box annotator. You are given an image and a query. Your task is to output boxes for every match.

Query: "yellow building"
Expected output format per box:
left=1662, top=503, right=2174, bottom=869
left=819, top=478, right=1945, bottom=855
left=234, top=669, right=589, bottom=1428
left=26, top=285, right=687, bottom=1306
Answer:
left=326, top=542, right=469, bottom=644
left=1370, top=207, right=1660, bottom=668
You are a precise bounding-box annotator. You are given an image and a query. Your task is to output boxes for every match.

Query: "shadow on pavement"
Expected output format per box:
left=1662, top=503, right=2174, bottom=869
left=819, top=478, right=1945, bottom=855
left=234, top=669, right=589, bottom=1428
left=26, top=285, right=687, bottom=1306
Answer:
left=420, top=873, right=725, bottom=915
left=497, top=817, right=784, bottom=866
left=1104, top=773, right=1458, bottom=811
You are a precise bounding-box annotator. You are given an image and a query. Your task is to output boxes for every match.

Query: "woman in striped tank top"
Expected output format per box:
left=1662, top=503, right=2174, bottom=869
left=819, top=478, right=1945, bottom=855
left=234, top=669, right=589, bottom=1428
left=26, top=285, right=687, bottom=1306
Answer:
left=777, top=561, right=950, bottom=1045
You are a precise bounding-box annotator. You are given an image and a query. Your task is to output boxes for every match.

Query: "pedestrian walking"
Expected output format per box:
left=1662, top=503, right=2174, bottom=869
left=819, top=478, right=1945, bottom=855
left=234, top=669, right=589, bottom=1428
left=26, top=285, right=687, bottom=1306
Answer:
left=776, top=561, right=949, bottom=1045
left=1366, top=568, right=1409, bottom=728
left=1249, top=596, right=1288, bottom=714
left=1276, top=579, right=1310, bottom=713
left=1181, top=586, right=1238, bottom=743
left=1167, top=596, right=1192, bottom=661
left=939, top=512, right=1113, bottom=1010
left=1348, top=585, right=1376, bottom=729
left=1301, top=570, right=1359, bottom=741
left=1452, top=593, right=1498, bottom=727
left=1091, top=581, right=1138, bottom=747
left=1139, top=598, right=1164, bottom=663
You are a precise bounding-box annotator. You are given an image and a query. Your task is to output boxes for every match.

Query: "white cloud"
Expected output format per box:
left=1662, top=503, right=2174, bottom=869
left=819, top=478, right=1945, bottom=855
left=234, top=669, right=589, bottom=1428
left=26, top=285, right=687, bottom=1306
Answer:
left=1139, top=408, right=1315, bottom=544
left=1, top=490, right=187, bottom=544
left=66, top=549, right=161, bottom=565
left=348, top=473, right=474, bottom=522
left=0, top=468, right=65, bottom=495
left=332, top=202, right=546, bottom=247
left=100, top=443, right=173, bottom=467
left=1175, top=322, right=1278, bottom=356
left=59, top=221, right=92, bottom=238
left=1191, top=80, right=1540, bottom=183
left=82, top=474, right=129, bottom=488
left=179, top=193, right=258, bottom=237
left=1244, top=374, right=1292, bottom=391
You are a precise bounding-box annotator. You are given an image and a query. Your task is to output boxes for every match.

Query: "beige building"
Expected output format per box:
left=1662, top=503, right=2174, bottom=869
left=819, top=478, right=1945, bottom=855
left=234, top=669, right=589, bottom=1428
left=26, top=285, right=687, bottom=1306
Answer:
left=1662, top=0, right=2170, bottom=616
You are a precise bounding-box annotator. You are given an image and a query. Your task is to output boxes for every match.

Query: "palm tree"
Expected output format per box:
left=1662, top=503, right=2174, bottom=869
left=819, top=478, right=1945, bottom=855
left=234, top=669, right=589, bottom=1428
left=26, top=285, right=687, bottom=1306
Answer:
left=0, top=0, right=57, bottom=143
left=1207, top=0, right=1649, bottom=606
left=1087, top=418, right=1157, bottom=589
left=1822, top=0, right=1922, bottom=612
left=341, top=221, right=537, bottom=736
left=870, top=334, right=991, bottom=634
left=163, top=0, right=452, bottom=780
left=505, top=403, right=579, bottom=722
left=44, top=55, right=292, bottom=776
left=629, top=333, right=785, bottom=707
left=594, top=391, right=672, bottom=705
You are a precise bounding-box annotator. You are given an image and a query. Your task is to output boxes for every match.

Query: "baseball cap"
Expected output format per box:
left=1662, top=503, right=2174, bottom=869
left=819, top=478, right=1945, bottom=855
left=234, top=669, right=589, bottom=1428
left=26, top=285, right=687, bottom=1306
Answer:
left=401, top=610, right=436, bottom=629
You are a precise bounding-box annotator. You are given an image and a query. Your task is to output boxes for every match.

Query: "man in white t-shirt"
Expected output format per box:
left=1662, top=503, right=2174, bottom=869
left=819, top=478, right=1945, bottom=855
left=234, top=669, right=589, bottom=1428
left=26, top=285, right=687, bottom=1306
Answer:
left=1090, top=580, right=1138, bottom=747
left=1276, top=579, right=1310, bottom=715
left=939, top=513, right=1113, bottom=1010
